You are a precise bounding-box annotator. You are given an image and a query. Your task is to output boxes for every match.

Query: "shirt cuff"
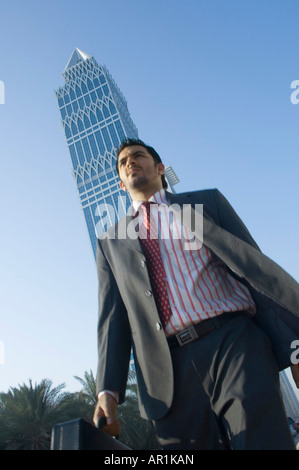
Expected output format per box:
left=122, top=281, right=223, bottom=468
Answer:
left=98, top=390, right=119, bottom=403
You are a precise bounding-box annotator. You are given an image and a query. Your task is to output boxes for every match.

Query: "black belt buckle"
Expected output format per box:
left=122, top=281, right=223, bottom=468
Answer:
left=176, top=325, right=199, bottom=346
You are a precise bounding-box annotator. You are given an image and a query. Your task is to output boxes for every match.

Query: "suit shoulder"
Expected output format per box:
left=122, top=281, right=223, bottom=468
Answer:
left=166, top=188, right=222, bottom=223
left=169, top=188, right=220, bottom=204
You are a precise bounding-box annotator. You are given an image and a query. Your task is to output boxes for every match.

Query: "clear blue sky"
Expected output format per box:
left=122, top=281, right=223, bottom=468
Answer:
left=0, top=0, right=298, bottom=396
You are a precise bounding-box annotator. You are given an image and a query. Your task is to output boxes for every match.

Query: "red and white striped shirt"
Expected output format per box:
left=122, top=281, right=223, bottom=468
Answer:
left=133, top=190, right=256, bottom=337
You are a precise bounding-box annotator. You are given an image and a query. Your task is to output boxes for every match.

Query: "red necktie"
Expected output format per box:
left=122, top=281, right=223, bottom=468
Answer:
left=138, top=202, right=172, bottom=327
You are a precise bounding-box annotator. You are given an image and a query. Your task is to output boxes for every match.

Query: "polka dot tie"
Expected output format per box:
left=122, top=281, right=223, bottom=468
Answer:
left=138, top=202, right=172, bottom=327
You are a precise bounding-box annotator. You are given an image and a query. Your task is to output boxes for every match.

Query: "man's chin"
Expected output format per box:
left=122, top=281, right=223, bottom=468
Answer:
left=130, top=175, right=149, bottom=189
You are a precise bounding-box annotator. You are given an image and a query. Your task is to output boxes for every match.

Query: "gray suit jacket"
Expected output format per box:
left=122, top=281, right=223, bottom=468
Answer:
left=96, top=189, right=299, bottom=420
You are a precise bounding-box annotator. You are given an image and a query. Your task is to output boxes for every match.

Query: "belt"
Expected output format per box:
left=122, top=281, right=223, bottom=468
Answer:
left=167, top=311, right=247, bottom=349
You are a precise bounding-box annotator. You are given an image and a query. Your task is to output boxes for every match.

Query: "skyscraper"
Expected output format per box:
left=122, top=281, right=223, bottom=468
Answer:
left=55, top=49, right=179, bottom=260
left=280, top=370, right=299, bottom=421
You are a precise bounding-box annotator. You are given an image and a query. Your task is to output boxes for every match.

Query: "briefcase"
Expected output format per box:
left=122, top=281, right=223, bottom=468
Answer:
left=51, top=418, right=131, bottom=450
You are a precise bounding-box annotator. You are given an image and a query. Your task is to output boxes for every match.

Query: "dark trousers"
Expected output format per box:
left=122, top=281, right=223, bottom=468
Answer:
left=152, top=313, right=295, bottom=450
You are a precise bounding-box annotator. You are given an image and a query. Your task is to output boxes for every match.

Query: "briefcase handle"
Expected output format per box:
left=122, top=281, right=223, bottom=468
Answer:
left=97, top=417, right=107, bottom=429
left=97, top=416, right=120, bottom=440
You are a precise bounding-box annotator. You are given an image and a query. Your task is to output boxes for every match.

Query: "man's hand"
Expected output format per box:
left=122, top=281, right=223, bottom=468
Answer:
left=93, top=393, right=121, bottom=437
left=291, top=364, right=299, bottom=389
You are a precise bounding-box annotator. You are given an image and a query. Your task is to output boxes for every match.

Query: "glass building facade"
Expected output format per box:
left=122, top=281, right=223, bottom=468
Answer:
left=280, top=370, right=299, bottom=421
left=56, top=49, right=179, bottom=260
left=55, top=49, right=139, bottom=259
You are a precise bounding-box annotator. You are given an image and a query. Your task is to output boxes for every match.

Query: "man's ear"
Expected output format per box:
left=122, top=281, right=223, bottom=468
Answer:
left=157, top=162, right=165, bottom=176
left=119, top=180, right=127, bottom=192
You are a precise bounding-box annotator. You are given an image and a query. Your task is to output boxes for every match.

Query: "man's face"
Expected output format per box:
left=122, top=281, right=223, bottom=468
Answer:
left=117, top=145, right=164, bottom=196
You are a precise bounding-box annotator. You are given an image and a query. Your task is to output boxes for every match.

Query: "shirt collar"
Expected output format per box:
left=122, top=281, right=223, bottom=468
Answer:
left=132, top=189, right=168, bottom=214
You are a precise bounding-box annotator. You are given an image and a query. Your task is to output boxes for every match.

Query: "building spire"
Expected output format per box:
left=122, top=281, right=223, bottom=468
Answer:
left=64, top=48, right=90, bottom=72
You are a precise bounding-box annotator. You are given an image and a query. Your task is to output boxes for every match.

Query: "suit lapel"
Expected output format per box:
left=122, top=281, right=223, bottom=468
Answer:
left=116, top=214, right=143, bottom=254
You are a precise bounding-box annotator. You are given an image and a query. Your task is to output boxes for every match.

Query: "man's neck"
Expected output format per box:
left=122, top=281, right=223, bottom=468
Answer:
left=129, top=184, right=164, bottom=202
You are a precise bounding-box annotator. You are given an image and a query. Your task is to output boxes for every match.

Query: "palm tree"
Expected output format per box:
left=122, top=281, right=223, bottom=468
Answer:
left=73, top=369, right=97, bottom=406
left=0, top=379, right=67, bottom=450
left=0, top=378, right=94, bottom=450
left=0, top=372, right=158, bottom=450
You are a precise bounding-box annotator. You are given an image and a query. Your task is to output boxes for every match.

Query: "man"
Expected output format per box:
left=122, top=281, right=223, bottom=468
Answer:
left=93, top=138, right=299, bottom=450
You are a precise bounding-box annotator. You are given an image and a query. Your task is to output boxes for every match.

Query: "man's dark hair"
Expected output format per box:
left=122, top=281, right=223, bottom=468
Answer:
left=116, top=138, right=168, bottom=189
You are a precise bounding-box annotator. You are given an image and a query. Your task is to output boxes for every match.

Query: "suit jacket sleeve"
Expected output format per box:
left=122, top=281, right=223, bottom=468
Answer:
left=96, top=238, right=132, bottom=403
